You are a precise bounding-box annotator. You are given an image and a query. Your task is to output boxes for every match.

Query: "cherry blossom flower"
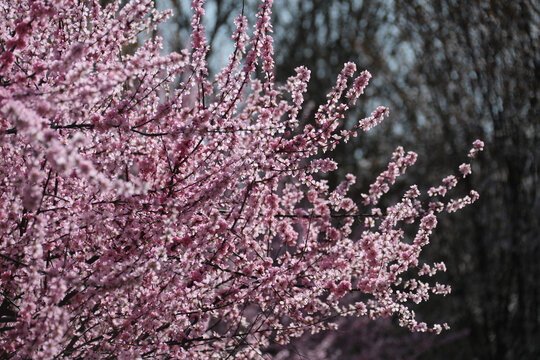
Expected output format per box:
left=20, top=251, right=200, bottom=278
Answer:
left=0, top=0, right=484, bottom=358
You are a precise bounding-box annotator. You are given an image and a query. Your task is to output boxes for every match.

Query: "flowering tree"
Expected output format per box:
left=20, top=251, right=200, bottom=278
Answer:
left=0, top=0, right=483, bottom=358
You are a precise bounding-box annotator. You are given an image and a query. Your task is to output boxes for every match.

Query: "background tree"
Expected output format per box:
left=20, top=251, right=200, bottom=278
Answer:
left=161, top=0, right=539, bottom=358
left=269, top=1, right=539, bottom=358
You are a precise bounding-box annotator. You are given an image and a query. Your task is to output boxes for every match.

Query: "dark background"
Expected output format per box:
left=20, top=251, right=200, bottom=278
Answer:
left=156, top=0, right=539, bottom=358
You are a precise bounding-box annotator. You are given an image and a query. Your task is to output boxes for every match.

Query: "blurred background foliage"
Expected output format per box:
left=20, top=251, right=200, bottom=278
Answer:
left=153, top=0, right=539, bottom=358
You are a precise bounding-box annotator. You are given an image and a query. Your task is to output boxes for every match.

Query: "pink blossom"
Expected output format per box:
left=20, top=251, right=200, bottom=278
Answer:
left=0, top=0, right=484, bottom=356
left=459, top=163, right=472, bottom=177
left=468, top=139, right=485, bottom=158
left=333, top=280, right=352, bottom=298
left=346, top=70, right=371, bottom=104
left=357, top=106, right=390, bottom=131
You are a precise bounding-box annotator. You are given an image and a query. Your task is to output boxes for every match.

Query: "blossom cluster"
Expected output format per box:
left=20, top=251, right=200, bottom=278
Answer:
left=0, top=0, right=483, bottom=358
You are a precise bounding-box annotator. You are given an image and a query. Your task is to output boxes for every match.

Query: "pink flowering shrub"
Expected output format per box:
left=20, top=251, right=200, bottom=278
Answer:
left=0, top=0, right=483, bottom=358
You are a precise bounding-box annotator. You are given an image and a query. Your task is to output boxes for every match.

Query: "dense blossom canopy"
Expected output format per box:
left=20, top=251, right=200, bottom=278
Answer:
left=0, top=0, right=483, bottom=358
